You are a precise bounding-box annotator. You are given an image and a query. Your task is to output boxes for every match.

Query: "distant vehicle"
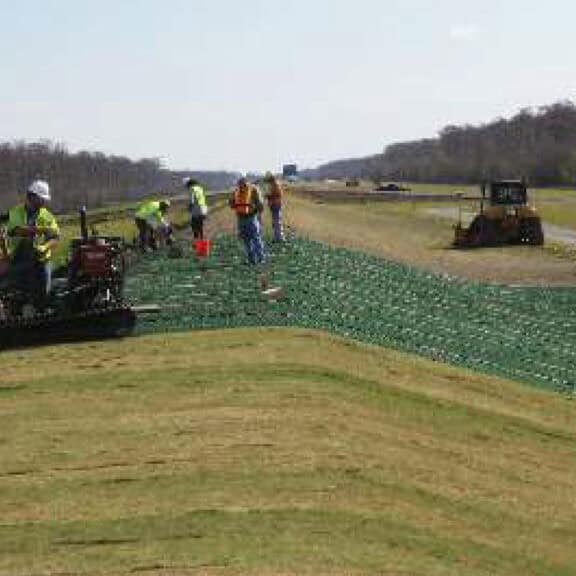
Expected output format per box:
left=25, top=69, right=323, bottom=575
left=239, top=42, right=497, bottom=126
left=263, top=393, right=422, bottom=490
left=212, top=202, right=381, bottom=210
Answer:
left=282, top=164, right=298, bottom=182
left=374, top=182, right=411, bottom=192
left=453, top=180, right=544, bottom=247
left=346, top=179, right=360, bottom=187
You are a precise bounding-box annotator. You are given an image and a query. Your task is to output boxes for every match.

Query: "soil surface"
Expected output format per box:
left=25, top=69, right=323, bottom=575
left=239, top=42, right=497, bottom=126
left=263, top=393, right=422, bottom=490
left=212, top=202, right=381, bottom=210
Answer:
left=282, top=192, right=576, bottom=287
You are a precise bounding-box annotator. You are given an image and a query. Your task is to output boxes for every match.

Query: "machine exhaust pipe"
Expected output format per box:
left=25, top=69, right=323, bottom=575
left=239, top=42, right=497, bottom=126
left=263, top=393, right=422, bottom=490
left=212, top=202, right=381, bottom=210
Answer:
left=80, top=206, right=88, bottom=240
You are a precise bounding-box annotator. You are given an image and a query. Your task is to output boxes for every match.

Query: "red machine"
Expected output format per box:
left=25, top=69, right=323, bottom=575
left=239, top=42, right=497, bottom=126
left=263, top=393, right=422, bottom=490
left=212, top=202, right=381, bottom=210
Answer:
left=0, top=206, right=135, bottom=348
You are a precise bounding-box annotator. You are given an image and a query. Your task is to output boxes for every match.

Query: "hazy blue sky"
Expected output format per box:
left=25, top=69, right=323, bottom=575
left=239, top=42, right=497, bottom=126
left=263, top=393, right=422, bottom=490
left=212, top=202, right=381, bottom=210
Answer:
left=1, top=0, right=574, bottom=172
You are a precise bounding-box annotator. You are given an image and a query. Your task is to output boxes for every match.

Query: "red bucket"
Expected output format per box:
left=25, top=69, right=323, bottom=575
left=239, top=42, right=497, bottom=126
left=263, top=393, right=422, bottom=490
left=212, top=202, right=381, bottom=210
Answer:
left=193, top=239, right=211, bottom=257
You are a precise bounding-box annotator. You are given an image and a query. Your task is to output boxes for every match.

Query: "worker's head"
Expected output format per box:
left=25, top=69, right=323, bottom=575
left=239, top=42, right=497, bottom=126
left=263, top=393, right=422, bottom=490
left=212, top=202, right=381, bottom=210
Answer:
left=26, top=180, right=51, bottom=209
left=183, top=177, right=198, bottom=188
left=264, top=172, right=275, bottom=182
left=237, top=177, right=248, bottom=189
left=159, top=200, right=170, bottom=213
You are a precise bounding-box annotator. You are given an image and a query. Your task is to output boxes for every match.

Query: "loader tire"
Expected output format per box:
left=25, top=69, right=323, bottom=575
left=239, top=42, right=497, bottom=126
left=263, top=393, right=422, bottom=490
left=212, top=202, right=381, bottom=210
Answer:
left=521, top=217, right=544, bottom=246
left=467, top=215, right=498, bottom=247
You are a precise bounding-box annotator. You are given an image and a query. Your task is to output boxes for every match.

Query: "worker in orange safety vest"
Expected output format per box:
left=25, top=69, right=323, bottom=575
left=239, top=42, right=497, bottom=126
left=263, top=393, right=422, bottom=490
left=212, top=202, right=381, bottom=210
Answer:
left=263, top=172, right=285, bottom=242
left=229, top=177, right=266, bottom=264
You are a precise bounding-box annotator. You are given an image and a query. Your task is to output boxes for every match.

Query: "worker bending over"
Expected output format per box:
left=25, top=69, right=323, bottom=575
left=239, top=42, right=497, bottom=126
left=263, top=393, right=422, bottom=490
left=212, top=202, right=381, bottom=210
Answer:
left=134, top=199, right=172, bottom=251
left=229, top=177, right=266, bottom=264
left=7, top=180, right=60, bottom=309
left=183, top=177, right=208, bottom=239
left=263, top=172, right=285, bottom=242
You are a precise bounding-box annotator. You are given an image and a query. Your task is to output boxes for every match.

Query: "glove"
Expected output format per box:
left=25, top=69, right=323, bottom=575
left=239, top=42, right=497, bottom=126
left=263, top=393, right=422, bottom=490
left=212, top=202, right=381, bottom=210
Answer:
left=34, top=244, right=50, bottom=260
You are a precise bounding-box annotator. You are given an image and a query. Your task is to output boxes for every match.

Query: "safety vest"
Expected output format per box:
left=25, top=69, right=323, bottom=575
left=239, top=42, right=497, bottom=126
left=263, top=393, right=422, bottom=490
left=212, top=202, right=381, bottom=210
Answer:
left=189, top=185, right=208, bottom=216
left=233, top=185, right=255, bottom=216
left=7, top=204, right=59, bottom=262
left=190, top=185, right=207, bottom=207
left=266, top=181, right=283, bottom=207
left=135, top=200, right=165, bottom=227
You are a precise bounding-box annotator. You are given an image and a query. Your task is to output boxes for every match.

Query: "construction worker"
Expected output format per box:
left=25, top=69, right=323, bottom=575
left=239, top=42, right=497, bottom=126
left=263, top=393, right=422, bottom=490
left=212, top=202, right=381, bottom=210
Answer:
left=183, top=177, right=208, bottom=239
left=263, top=172, right=285, bottom=241
left=134, top=199, right=172, bottom=251
left=6, top=180, right=60, bottom=308
left=229, top=177, right=266, bottom=264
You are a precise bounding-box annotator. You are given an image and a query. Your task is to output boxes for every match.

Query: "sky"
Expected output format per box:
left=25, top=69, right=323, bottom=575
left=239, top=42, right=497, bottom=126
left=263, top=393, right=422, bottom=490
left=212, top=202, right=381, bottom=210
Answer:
left=1, top=0, right=575, bottom=173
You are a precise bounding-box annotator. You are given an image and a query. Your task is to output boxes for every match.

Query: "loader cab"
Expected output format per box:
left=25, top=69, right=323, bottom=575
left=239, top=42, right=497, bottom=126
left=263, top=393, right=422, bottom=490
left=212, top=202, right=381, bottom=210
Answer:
left=454, top=179, right=544, bottom=247
left=485, top=180, right=527, bottom=207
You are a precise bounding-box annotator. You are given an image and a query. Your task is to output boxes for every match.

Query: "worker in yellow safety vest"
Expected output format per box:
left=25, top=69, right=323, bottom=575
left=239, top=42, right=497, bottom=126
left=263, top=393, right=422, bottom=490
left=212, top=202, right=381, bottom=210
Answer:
left=6, top=179, right=60, bottom=308
left=229, top=177, right=265, bottom=264
left=183, top=177, right=208, bottom=239
left=134, top=199, right=172, bottom=251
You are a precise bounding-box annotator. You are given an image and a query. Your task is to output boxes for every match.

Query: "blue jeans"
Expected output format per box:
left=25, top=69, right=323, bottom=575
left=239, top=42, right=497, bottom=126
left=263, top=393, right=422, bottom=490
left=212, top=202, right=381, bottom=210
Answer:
left=238, top=216, right=266, bottom=264
left=269, top=205, right=285, bottom=241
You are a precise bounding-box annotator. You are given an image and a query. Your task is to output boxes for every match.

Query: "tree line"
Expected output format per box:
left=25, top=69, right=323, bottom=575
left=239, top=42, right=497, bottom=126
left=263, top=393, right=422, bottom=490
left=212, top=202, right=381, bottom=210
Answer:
left=306, top=101, right=576, bottom=187
left=0, top=140, right=239, bottom=212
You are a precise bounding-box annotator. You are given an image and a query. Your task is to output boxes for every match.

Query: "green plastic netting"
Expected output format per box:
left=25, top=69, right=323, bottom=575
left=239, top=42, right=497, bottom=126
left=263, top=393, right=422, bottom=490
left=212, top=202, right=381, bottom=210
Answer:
left=124, top=234, right=576, bottom=393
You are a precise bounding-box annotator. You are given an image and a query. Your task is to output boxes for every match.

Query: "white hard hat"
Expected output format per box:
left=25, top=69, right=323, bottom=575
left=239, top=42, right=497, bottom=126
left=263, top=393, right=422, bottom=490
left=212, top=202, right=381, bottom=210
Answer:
left=27, top=180, right=51, bottom=201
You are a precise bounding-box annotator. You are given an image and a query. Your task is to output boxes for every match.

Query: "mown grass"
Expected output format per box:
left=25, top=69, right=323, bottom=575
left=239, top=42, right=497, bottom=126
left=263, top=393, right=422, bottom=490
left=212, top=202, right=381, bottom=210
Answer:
left=537, top=202, right=576, bottom=228
left=404, top=185, right=576, bottom=230
left=1, top=329, right=576, bottom=575
left=296, top=180, right=576, bottom=229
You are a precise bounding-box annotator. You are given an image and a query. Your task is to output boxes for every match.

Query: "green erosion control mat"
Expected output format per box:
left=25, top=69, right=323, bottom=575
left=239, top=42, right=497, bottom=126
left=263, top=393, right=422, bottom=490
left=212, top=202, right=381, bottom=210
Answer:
left=125, top=235, right=576, bottom=393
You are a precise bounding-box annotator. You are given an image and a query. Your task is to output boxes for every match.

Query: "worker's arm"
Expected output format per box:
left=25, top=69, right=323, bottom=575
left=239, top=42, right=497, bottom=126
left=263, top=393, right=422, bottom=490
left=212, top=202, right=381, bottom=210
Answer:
left=34, top=237, right=59, bottom=259
left=8, top=224, right=37, bottom=238
left=40, top=215, right=60, bottom=239
left=254, top=187, right=265, bottom=213
left=0, top=228, right=9, bottom=260
left=33, top=215, right=60, bottom=257
left=144, top=208, right=162, bottom=229
left=9, top=219, right=58, bottom=238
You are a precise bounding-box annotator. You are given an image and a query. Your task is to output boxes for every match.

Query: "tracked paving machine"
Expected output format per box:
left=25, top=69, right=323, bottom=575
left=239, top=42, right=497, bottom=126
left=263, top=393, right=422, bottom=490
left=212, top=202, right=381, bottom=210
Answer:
left=454, top=180, right=544, bottom=248
left=0, top=207, right=136, bottom=348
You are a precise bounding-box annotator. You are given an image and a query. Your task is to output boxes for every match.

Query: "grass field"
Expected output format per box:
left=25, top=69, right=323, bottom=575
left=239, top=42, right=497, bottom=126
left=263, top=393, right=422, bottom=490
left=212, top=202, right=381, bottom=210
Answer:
left=293, top=180, right=576, bottom=227
left=2, top=329, right=576, bottom=575
left=2, top=185, right=576, bottom=575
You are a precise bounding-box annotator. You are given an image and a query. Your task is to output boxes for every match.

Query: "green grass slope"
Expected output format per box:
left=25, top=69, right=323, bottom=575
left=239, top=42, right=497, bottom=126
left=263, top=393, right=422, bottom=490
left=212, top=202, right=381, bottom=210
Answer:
left=1, top=329, right=576, bottom=575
